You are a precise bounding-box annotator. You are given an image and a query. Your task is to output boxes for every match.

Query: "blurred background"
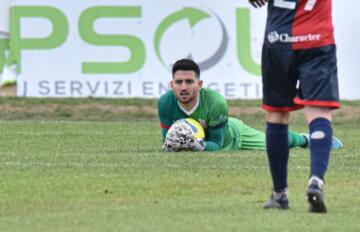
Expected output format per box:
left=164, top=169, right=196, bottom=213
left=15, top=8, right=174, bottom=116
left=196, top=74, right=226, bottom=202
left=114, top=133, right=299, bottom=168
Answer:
left=1, top=0, right=359, bottom=99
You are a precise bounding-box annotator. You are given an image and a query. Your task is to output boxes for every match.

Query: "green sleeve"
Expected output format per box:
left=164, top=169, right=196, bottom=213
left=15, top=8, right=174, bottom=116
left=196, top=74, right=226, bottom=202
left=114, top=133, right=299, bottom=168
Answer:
left=161, top=128, right=167, bottom=142
left=203, top=90, right=228, bottom=151
left=204, top=122, right=227, bottom=151
left=158, top=95, right=172, bottom=143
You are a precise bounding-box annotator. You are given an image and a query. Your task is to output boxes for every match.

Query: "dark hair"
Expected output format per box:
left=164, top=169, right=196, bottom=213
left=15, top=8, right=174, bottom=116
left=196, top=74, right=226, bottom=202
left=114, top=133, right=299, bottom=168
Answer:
left=172, top=59, right=200, bottom=78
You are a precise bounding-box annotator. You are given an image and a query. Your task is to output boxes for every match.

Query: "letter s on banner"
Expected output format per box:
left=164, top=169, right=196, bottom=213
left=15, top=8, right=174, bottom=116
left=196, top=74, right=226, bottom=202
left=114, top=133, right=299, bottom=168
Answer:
left=79, top=6, right=146, bottom=74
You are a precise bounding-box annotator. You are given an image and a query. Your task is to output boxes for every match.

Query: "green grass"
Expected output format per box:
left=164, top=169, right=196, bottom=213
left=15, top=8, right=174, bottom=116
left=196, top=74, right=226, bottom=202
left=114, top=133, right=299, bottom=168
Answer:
left=0, top=99, right=359, bottom=231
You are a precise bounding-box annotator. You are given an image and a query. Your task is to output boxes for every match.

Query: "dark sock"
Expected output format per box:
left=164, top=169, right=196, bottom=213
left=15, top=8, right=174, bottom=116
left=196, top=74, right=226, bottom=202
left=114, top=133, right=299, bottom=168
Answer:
left=266, top=122, right=289, bottom=192
left=309, top=118, right=332, bottom=180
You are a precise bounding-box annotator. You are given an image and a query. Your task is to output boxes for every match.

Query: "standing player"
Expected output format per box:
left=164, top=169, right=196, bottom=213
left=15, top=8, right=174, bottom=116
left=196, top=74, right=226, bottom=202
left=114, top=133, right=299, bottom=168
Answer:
left=249, top=0, right=340, bottom=213
left=159, top=59, right=342, bottom=152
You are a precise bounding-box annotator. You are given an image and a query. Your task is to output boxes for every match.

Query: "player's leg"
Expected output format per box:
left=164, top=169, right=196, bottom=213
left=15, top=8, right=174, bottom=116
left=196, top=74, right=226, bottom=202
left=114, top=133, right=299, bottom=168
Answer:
left=229, top=117, right=307, bottom=149
left=263, top=111, right=291, bottom=209
left=227, top=117, right=267, bottom=150
left=296, top=45, right=340, bottom=213
left=301, top=133, right=343, bottom=150
left=288, top=130, right=308, bottom=148
left=289, top=130, right=342, bottom=149
left=304, top=106, right=333, bottom=178
left=261, top=44, right=300, bottom=209
left=304, top=106, right=333, bottom=213
left=302, top=104, right=343, bottom=149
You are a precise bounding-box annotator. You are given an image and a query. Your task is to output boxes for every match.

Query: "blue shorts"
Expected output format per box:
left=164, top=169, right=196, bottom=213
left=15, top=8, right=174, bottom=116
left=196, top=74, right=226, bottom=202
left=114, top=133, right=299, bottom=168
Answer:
left=261, top=44, right=340, bottom=112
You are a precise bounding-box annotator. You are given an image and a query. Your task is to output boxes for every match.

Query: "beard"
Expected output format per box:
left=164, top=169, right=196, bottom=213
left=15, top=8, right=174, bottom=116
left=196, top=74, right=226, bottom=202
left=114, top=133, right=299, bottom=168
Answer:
left=177, top=91, right=197, bottom=104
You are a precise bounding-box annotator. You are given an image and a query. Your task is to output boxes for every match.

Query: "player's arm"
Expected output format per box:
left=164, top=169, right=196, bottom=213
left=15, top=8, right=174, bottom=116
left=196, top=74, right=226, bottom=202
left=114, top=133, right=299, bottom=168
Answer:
left=204, top=122, right=227, bottom=151
left=158, top=95, right=187, bottom=152
left=157, top=96, right=172, bottom=143
left=203, top=91, right=229, bottom=152
left=160, top=128, right=168, bottom=142
left=249, top=0, right=267, bottom=8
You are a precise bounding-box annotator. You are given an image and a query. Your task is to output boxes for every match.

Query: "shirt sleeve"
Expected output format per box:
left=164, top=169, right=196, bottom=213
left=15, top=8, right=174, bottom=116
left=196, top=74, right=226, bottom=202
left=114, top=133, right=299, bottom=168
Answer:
left=204, top=92, right=229, bottom=151
left=204, top=122, right=227, bottom=151
left=158, top=95, right=172, bottom=142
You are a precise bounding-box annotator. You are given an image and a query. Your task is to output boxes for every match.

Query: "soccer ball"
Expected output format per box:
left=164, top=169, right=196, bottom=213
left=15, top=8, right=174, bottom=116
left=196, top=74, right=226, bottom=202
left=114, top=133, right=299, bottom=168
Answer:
left=163, top=118, right=205, bottom=152
left=179, top=118, right=205, bottom=141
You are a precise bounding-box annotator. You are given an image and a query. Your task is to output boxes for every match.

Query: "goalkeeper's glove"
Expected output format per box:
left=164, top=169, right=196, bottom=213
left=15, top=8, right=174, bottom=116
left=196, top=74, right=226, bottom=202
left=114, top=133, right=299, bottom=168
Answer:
left=162, top=131, right=182, bottom=152
left=162, top=119, right=205, bottom=152
left=175, top=120, right=205, bottom=151
left=162, top=121, right=188, bottom=152
left=185, top=136, right=205, bottom=151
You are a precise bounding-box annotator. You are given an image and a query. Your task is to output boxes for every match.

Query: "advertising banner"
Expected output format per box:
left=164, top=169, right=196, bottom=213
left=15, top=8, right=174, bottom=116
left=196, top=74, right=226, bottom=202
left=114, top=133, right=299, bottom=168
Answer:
left=5, top=0, right=360, bottom=99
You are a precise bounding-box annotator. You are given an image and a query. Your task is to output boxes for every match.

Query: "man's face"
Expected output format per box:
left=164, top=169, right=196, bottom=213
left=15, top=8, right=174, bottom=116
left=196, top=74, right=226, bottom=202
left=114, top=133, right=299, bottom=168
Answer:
left=171, top=70, right=203, bottom=105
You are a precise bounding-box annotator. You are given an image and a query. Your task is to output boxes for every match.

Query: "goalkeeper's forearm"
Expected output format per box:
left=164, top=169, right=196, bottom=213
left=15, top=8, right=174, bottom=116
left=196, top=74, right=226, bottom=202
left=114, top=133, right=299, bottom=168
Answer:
left=204, top=141, right=221, bottom=151
left=161, top=128, right=168, bottom=143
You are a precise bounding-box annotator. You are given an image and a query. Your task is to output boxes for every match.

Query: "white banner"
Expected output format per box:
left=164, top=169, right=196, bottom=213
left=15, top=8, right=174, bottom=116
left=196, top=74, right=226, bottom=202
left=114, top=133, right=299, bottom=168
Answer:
left=7, top=0, right=360, bottom=99
left=0, top=0, right=11, bottom=33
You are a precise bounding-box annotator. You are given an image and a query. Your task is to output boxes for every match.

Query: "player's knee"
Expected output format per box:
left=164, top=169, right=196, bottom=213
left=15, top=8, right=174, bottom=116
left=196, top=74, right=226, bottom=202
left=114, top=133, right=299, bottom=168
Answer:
left=266, top=112, right=289, bottom=124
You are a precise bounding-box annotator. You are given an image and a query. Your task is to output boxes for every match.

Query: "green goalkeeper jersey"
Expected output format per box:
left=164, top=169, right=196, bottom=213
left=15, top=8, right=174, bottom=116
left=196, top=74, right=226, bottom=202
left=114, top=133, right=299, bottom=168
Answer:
left=158, top=88, right=265, bottom=151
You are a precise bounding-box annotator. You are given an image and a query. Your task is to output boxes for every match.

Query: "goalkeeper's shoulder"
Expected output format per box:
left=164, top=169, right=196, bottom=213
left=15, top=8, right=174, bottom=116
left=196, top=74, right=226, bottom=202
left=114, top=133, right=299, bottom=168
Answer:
left=158, top=90, right=175, bottom=110
left=202, top=88, right=228, bottom=108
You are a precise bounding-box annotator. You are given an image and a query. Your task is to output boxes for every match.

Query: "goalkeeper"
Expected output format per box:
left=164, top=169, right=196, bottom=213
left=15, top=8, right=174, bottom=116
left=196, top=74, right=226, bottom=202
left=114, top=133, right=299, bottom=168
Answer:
left=158, top=59, right=343, bottom=152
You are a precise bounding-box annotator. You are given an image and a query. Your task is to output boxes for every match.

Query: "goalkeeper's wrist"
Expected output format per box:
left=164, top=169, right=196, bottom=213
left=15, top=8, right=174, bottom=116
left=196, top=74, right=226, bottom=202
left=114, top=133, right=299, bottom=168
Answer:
left=191, top=141, right=205, bottom=151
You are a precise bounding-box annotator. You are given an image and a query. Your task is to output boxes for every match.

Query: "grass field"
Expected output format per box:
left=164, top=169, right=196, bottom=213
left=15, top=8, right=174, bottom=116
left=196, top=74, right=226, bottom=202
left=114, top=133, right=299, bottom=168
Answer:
left=0, top=98, right=359, bottom=232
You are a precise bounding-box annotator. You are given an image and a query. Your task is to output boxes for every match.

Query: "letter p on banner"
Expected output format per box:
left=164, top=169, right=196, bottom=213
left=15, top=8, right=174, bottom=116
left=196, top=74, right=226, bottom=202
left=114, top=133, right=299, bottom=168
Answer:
left=9, top=6, right=69, bottom=72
